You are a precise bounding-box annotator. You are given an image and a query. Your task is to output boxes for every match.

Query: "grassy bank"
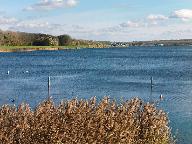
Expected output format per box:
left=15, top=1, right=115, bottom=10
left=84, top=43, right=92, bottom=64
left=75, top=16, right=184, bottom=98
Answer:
left=0, top=97, right=174, bottom=144
left=0, top=45, right=89, bottom=52
left=0, top=45, right=110, bottom=52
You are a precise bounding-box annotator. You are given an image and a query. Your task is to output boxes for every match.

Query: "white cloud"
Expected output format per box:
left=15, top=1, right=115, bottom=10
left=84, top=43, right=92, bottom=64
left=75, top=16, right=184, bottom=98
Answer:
left=0, top=10, right=5, bottom=14
left=147, top=14, right=168, bottom=21
left=119, top=21, right=140, bottom=28
left=6, top=19, right=192, bottom=42
left=171, top=9, right=192, bottom=20
left=16, top=21, right=49, bottom=29
left=9, top=21, right=55, bottom=34
left=3, top=7, right=192, bottom=42
left=8, top=20, right=91, bottom=36
left=0, top=16, right=18, bottom=25
left=24, top=0, right=78, bottom=11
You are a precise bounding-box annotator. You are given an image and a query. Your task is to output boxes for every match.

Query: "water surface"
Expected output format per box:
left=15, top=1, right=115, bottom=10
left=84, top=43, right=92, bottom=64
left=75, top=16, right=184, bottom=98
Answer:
left=0, top=46, right=192, bottom=143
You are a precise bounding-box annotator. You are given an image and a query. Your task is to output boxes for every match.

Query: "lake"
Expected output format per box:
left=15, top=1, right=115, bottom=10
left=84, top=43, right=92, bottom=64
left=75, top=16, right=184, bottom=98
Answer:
left=0, top=46, right=192, bottom=143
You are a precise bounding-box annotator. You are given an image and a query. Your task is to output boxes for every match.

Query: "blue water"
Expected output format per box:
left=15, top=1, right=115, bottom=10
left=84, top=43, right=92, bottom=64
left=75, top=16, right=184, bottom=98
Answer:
left=0, top=46, right=192, bottom=143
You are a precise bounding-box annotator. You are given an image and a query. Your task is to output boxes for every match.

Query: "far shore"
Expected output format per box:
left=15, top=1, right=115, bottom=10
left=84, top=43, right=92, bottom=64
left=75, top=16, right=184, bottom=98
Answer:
left=1, top=45, right=192, bottom=53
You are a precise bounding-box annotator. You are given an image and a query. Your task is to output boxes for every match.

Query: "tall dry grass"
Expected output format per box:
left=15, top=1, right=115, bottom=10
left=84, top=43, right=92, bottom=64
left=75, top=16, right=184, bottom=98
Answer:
left=0, top=97, right=173, bottom=144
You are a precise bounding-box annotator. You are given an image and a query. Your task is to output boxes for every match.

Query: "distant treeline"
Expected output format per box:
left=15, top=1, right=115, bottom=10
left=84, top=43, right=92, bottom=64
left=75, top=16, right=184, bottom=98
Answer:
left=0, top=30, right=109, bottom=48
left=111, top=39, right=192, bottom=47
left=130, top=39, right=192, bottom=46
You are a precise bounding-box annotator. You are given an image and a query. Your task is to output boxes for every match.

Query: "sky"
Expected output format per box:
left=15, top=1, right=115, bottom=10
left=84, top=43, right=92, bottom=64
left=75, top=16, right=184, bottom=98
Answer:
left=1, top=0, right=192, bottom=41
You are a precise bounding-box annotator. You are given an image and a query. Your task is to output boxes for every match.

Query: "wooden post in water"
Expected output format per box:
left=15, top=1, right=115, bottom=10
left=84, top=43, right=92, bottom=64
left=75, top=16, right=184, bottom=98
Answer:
left=48, top=76, right=51, bottom=99
left=150, top=76, right=153, bottom=102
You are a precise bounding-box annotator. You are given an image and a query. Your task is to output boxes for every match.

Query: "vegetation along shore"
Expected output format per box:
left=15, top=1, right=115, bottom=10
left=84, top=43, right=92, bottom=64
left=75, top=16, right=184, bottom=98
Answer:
left=0, top=30, right=110, bottom=52
left=1, top=30, right=192, bottom=52
left=0, top=97, right=174, bottom=144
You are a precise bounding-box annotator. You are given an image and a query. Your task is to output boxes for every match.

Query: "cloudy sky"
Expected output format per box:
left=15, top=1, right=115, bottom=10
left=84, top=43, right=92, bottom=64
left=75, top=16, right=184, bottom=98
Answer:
left=1, top=0, right=192, bottom=41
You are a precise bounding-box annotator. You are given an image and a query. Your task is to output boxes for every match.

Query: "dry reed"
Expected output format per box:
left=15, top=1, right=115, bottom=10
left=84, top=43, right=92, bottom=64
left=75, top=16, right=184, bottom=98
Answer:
left=0, top=97, right=173, bottom=144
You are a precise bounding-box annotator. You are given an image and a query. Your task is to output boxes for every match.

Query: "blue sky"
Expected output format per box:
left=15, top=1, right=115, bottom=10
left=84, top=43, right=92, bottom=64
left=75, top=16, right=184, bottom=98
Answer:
left=1, top=0, right=192, bottom=41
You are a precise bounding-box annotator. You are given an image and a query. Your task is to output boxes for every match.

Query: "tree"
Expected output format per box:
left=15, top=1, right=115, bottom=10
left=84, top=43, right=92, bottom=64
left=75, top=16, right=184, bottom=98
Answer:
left=32, top=40, right=50, bottom=46
left=58, top=35, right=72, bottom=46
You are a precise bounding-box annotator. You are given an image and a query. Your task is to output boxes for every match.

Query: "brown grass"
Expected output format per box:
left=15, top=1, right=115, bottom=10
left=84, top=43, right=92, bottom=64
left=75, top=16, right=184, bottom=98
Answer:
left=0, top=97, right=173, bottom=144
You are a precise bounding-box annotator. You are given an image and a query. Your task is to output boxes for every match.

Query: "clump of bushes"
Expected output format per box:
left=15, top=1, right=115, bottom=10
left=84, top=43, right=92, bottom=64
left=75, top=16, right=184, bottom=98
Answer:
left=0, top=97, right=173, bottom=144
left=58, top=35, right=72, bottom=46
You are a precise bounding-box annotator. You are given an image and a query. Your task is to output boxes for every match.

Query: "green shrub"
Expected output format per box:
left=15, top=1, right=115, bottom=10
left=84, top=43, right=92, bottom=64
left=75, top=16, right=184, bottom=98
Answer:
left=58, top=35, right=72, bottom=46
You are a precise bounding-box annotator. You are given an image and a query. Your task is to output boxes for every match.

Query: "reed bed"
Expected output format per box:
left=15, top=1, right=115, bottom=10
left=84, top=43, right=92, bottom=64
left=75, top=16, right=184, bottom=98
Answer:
left=0, top=97, right=173, bottom=144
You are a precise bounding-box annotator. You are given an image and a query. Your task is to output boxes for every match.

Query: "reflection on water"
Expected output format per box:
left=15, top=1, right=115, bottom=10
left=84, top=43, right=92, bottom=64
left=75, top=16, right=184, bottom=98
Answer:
left=0, top=46, right=192, bottom=143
